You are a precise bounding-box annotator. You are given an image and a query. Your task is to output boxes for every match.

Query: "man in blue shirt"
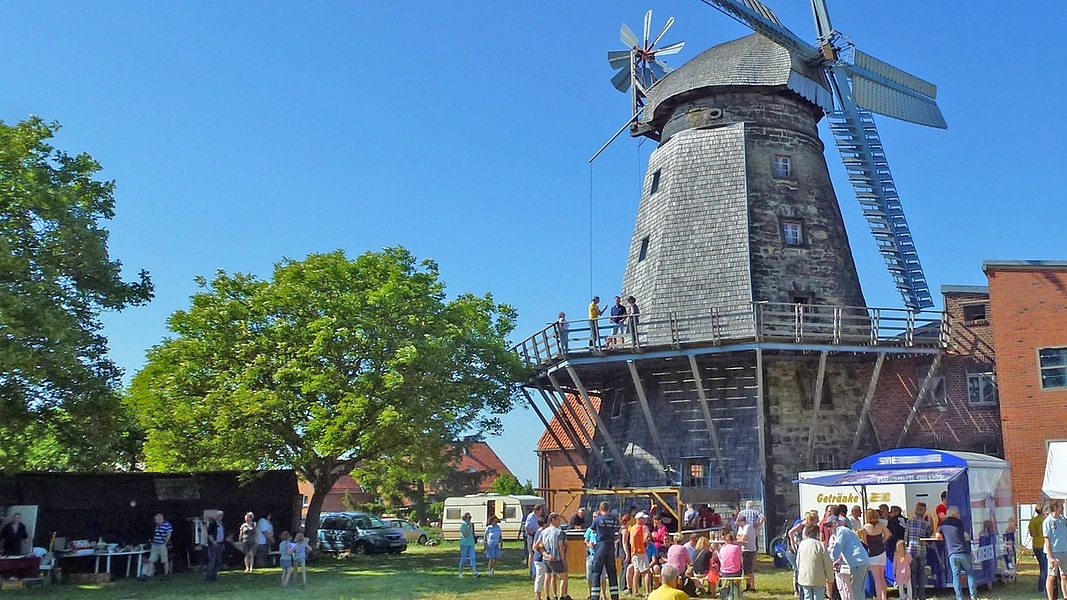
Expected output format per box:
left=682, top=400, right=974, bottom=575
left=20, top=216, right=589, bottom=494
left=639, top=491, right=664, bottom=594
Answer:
left=937, top=506, right=975, bottom=600
left=1044, top=500, right=1067, bottom=600
left=828, top=519, right=869, bottom=600
left=525, top=504, right=544, bottom=572
left=589, top=501, right=620, bottom=600
left=148, top=513, right=172, bottom=577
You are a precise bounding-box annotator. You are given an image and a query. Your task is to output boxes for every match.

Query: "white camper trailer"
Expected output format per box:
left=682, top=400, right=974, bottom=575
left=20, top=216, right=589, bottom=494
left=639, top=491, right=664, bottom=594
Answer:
left=441, top=494, right=544, bottom=541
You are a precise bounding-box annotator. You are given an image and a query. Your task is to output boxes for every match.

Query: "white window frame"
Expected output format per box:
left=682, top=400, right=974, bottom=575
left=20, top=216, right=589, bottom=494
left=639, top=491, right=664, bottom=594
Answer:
left=782, top=221, right=803, bottom=246
left=773, top=155, right=792, bottom=178
left=1039, top=346, right=1067, bottom=390
left=967, top=371, right=998, bottom=406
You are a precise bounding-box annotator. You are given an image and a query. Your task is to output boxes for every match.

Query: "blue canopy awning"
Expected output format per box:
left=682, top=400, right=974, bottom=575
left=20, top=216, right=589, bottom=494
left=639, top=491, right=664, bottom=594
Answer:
left=797, top=466, right=965, bottom=487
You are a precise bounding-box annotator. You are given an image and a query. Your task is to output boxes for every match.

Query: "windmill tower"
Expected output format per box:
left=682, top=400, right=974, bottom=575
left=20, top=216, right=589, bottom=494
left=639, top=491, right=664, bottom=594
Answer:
left=517, top=0, right=948, bottom=529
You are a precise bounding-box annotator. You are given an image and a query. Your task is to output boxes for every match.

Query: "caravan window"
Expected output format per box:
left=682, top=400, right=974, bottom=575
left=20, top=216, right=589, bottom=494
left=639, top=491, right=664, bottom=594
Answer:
left=505, top=506, right=519, bottom=520
left=445, top=508, right=461, bottom=520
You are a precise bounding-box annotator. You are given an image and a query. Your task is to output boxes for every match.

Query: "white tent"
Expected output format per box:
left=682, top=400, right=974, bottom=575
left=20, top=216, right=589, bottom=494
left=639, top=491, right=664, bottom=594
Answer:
left=1043, top=441, right=1067, bottom=499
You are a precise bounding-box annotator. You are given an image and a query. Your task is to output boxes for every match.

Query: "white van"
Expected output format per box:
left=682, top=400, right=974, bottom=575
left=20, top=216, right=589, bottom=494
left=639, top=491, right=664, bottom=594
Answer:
left=441, top=494, right=544, bottom=541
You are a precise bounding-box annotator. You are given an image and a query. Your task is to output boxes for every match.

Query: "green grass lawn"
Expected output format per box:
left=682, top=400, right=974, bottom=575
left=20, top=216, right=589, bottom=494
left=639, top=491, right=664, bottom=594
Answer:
left=1, top=544, right=1048, bottom=600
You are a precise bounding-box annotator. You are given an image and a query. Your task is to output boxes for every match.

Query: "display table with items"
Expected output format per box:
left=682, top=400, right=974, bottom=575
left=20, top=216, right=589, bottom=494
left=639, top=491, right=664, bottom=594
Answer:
left=54, top=541, right=151, bottom=580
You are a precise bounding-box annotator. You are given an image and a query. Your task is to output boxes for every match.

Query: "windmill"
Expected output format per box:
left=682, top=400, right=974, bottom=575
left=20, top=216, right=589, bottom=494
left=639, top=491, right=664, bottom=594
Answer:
left=687, top=0, right=945, bottom=310
left=607, top=10, right=684, bottom=122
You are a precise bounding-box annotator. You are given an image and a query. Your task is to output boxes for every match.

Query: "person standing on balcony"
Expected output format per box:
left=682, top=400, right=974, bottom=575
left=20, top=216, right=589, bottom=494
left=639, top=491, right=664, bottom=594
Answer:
left=609, top=296, right=627, bottom=341
left=589, top=297, right=606, bottom=349
left=626, top=296, right=641, bottom=346
left=556, top=312, right=569, bottom=353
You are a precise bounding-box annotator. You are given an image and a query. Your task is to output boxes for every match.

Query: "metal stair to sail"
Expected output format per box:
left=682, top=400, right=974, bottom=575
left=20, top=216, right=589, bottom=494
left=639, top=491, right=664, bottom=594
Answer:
left=828, top=109, right=933, bottom=310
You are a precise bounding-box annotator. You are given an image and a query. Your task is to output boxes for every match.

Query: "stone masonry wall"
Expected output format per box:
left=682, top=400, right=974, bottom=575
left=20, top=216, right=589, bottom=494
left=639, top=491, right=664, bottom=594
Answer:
left=764, top=357, right=879, bottom=527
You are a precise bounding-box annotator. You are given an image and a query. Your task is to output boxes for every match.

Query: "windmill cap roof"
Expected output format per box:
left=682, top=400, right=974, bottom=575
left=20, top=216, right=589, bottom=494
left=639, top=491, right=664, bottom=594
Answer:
left=642, top=34, right=830, bottom=129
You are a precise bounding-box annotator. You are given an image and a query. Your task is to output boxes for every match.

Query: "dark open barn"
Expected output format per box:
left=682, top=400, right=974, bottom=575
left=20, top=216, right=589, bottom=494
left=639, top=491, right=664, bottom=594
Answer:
left=0, top=470, right=299, bottom=571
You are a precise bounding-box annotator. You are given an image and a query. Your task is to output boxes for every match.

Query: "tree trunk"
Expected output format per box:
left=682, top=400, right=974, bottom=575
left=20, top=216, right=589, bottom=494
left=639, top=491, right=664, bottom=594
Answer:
left=411, top=480, right=427, bottom=525
left=303, top=472, right=340, bottom=549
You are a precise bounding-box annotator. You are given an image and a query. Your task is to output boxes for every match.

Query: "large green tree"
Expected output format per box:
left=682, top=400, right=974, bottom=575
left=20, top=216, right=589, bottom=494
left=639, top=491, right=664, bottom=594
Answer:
left=127, top=248, right=525, bottom=540
left=0, top=117, right=152, bottom=470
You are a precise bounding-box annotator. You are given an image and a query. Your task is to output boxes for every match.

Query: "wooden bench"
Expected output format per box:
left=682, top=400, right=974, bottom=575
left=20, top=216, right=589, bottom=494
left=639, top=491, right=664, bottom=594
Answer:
left=718, top=576, right=744, bottom=599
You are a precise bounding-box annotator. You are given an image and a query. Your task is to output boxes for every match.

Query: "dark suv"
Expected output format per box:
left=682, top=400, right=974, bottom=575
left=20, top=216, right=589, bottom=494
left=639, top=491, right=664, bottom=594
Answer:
left=318, top=512, right=408, bottom=554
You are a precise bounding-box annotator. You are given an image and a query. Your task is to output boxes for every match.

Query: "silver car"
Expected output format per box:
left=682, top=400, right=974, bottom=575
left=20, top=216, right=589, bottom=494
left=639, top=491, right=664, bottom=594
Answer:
left=386, top=518, right=429, bottom=545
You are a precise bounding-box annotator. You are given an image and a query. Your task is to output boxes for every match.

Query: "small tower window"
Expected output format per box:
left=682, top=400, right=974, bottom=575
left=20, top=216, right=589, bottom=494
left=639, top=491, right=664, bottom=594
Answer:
left=782, top=221, right=803, bottom=246
left=650, top=170, right=662, bottom=194
left=638, top=236, right=650, bottom=261
left=962, top=303, right=988, bottom=322
left=773, top=155, right=792, bottom=178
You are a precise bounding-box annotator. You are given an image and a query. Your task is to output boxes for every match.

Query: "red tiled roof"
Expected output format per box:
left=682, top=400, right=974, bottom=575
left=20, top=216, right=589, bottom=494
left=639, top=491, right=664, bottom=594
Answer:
left=451, top=441, right=514, bottom=492
left=536, top=394, right=600, bottom=452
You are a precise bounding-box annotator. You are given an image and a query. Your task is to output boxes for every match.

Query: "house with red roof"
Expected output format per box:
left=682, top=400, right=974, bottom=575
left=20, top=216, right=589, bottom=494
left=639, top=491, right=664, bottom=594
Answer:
left=297, top=440, right=514, bottom=516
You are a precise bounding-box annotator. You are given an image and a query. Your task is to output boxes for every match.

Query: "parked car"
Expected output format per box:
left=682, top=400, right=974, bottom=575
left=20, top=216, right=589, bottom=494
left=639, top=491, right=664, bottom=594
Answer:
left=385, top=518, right=430, bottom=545
left=318, top=512, right=408, bottom=554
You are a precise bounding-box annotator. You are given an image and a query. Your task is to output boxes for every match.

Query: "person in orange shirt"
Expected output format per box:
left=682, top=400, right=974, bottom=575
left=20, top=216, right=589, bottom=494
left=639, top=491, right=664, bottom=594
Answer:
left=628, top=512, right=652, bottom=596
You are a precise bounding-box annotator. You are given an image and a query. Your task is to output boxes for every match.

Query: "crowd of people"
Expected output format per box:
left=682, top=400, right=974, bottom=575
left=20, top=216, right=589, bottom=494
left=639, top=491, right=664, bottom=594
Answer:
left=782, top=496, right=991, bottom=600
left=504, top=500, right=766, bottom=600
left=141, top=510, right=310, bottom=587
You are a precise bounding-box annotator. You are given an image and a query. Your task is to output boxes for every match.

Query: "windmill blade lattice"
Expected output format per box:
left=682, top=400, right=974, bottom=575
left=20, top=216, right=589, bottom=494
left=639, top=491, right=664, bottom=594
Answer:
left=608, top=10, right=684, bottom=95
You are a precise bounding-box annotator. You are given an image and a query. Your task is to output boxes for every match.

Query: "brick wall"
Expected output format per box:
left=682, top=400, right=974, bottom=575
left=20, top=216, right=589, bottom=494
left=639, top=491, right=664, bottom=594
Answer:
left=539, top=450, right=587, bottom=515
left=986, top=266, right=1067, bottom=504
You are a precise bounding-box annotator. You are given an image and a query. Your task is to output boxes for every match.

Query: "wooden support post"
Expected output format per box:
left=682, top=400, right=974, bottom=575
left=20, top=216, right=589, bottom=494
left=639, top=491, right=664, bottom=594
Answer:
left=849, top=353, right=886, bottom=462
left=533, top=385, right=592, bottom=464
left=627, top=360, right=669, bottom=475
left=896, top=353, right=943, bottom=448
left=805, top=352, right=829, bottom=467
left=566, top=365, right=629, bottom=481
left=688, top=355, right=726, bottom=475
left=755, top=349, right=767, bottom=479
left=547, top=373, right=600, bottom=457
left=520, top=387, right=585, bottom=484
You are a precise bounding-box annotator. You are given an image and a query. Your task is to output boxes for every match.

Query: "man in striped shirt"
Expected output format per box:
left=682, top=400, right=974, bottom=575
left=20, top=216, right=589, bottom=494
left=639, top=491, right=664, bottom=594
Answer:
left=905, top=502, right=933, bottom=600
left=150, top=513, right=173, bottom=577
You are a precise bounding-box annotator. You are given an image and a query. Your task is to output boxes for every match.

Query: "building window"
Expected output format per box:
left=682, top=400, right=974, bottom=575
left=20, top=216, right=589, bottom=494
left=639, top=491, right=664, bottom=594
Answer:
left=967, top=371, right=998, bottom=406
left=638, top=236, right=650, bottom=261
left=962, top=303, right=988, bottom=322
left=650, top=169, right=662, bottom=194
left=611, top=390, right=624, bottom=419
left=301, top=494, right=310, bottom=507
left=683, top=458, right=711, bottom=488
left=782, top=221, right=803, bottom=246
left=791, top=292, right=814, bottom=305
left=917, top=366, right=948, bottom=407
left=1039, top=347, right=1067, bottom=389
left=773, top=155, right=792, bottom=178
left=813, top=451, right=837, bottom=471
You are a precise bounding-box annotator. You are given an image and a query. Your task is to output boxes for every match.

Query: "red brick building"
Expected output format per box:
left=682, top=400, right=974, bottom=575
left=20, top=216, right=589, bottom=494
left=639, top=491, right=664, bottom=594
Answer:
left=869, top=285, right=1002, bottom=455
left=984, top=261, right=1067, bottom=505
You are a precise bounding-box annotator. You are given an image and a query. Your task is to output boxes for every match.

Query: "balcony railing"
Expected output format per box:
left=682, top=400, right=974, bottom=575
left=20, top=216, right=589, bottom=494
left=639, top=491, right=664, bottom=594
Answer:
left=514, top=302, right=947, bottom=369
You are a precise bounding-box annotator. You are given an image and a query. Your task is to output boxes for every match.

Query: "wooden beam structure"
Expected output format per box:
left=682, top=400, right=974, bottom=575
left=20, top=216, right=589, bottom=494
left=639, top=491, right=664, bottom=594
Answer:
left=627, top=360, right=669, bottom=470
left=805, top=351, right=830, bottom=467
left=565, top=365, right=629, bottom=481
left=896, top=352, right=944, bottom=448
left=849, top=353, right=886, bottom=462
left=688, top=355, right=726, bottom=474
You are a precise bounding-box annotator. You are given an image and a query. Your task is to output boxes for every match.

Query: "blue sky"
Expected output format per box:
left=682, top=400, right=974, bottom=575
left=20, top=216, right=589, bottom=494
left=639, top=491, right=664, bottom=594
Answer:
left=4, top=1, right=1065, bottom=485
